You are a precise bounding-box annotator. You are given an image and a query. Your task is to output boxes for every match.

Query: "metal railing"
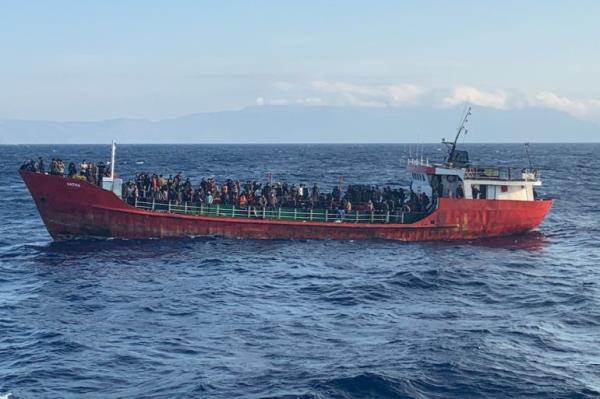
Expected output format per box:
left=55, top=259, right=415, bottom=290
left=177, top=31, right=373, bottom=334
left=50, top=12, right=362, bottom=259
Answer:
left=130, top=199, right=429, bottom=224
left=463, top=167, right=540, bottom=181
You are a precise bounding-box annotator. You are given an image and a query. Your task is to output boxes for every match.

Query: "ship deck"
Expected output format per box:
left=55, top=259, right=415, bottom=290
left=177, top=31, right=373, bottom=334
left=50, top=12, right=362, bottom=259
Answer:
left=19, top=171, right=554, bottom=241
left=131, top=199, right=430, bottom=224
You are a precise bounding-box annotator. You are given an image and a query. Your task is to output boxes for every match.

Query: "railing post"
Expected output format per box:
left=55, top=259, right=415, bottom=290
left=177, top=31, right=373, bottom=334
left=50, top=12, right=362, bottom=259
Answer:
left=325, top=209, right=328, bottom=222
left=294, top=208, right=297, bottom=220
left=200, top=203, right=204, bottom=215
left=401, top=212, right=405, bottom=223
left=152, top=198, right=155, bottom=211
left=216, top=204, right=220, bottom=216
left=184, top=202, right=188, bottom=214
left=247, top=206, right=251, bottom=218
left=262, top=207, right=266, bottom=219
left=310, top=209, right=313, bottom=221
left=386, top=211, right=390, bottom=223
left=134, top=197, right=138, bottom=208
left=232, top=205, right=235, bottom=218
left=278, top=207, right=281, bottom=219
left=370, top=212, right=374, bottom=223
left=355, top=211, right=359, bottom=223
left=168, top=200, right=171, bottom=213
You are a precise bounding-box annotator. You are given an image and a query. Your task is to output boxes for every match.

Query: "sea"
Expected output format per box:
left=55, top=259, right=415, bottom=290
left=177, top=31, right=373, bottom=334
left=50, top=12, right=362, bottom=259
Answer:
left=0, top=143, right=599, bottom=399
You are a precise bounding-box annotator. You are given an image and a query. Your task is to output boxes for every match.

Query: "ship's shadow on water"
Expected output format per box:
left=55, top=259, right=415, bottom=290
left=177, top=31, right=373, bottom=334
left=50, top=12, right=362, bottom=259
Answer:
left=31, top=237, right=222, bottom=266
left=23, top=231, right=551, bottom=271
left=461, top=230, right=549, bottom=251
left=37, top=229, right=549, bottom=256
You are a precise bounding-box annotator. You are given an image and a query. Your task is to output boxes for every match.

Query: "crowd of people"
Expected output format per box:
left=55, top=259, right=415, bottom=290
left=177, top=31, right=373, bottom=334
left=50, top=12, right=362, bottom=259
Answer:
left=123, top=172, right=432, bottom=214
left=20, top=157, right=433, bottom=214
left=21, top=158, right=109, bottom=186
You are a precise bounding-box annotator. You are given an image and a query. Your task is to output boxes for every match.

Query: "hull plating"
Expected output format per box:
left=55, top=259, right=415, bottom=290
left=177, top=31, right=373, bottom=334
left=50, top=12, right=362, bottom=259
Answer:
left=20, top=171, right=553, bottom=242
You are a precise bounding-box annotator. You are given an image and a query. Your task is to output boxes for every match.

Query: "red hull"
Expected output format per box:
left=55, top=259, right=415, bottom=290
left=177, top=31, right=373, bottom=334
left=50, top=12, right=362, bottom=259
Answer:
left=20, top=171, right=553, bottom=242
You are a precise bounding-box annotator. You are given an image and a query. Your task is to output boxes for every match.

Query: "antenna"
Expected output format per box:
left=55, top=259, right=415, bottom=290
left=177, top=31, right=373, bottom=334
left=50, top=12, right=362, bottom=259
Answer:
left=444, top=105, right=471, bottom=163
left=524, top=143, right=534, bottom=170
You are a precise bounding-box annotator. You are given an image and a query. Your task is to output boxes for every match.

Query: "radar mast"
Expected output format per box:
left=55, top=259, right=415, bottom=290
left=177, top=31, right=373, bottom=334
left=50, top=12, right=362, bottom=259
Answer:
left=443, top=106, right=471, bottom=164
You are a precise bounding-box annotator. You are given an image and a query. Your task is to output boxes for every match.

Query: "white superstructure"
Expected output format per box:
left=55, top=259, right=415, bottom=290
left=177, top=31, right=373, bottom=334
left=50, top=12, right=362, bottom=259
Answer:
left=407, top=107, right=543, bottom=203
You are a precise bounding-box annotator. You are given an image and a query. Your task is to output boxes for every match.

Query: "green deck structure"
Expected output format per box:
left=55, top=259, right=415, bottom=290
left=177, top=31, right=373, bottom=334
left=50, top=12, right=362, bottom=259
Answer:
left=133, top=200, right=429, bottom=225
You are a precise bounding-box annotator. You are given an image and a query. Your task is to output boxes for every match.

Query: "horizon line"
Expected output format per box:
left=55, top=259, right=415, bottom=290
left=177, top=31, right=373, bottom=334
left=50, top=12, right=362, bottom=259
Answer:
left=3, top=141, right=599, bottom=146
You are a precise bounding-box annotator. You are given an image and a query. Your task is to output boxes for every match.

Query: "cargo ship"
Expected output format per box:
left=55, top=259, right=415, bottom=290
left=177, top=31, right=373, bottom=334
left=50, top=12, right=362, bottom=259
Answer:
left=20, top=108, right=553, bottom=242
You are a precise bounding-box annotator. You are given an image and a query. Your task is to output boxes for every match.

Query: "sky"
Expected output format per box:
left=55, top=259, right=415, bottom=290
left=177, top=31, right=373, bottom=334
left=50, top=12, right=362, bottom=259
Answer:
left=1, top=1, right=600, bottom=122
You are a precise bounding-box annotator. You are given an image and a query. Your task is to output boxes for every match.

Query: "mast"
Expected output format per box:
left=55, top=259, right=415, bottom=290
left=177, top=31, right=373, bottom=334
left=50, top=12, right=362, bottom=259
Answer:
left=524, top=142, right=534, bottom=170
left=110, top=141, right=116, bottom=179
left=444, top=106, right=471, bottom=163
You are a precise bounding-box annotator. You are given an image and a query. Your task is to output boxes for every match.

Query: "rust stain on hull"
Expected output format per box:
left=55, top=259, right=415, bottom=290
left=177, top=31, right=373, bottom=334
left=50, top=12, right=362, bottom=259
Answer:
left=20, top=171, right=553, bottom=242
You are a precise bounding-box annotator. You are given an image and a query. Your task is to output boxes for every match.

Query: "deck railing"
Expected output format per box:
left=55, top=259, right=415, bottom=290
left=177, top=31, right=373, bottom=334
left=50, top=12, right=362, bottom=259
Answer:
left=463, top=167, right=539, bottom=181
left=131, top=199, right=429, bottom=224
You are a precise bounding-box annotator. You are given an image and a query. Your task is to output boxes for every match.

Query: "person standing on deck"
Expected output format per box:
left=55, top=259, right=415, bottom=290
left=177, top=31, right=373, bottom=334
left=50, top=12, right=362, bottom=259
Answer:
left=97, top=162, right=106, bottom=186
left=420, top=192, right=430, bottom=211
left=367, top=199, right=374, bottom=213
left=239, top=193, right=248, bottom=208
left=345, top=198, right=352, bottom=213
left=472, top=185, right=480, bottom=199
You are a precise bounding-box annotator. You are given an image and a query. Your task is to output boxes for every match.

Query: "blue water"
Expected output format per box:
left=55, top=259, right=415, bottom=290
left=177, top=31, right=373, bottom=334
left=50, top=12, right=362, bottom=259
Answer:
left=1, top=144, right=599, bottom=398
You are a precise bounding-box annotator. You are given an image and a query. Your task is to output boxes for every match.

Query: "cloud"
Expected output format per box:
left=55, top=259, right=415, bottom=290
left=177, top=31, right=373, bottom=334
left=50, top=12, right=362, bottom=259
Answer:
left=310, top=80, right=381, bottom=97
left=272, top=81, right=295, bottom=91
left=298, top=97, right=324, bottom=105
left=442, top=87, right=600, bottom=120
left=265, top=79, right=600, bottom=122
left=442, top=86, right=509, bottom=109
left=309, top=80, right=425, bottom=107
left=387, top=84, right=425, bottom=103
left=256, top=97, right=324, bottom=106
left=533, top=91, right=600, bottom=119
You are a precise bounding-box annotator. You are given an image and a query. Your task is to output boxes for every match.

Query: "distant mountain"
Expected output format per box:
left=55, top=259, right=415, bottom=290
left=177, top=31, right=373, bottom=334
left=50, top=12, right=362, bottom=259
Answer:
left=1, top=105, right=598, bottom=144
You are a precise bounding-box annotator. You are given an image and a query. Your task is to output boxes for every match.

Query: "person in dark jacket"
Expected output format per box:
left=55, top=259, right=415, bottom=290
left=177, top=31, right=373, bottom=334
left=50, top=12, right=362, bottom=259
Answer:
left=456, top=184, right=464, bottom=198
left=68, top=162, right=77, bottom=177
left=97, top=162, right=106, bottom=186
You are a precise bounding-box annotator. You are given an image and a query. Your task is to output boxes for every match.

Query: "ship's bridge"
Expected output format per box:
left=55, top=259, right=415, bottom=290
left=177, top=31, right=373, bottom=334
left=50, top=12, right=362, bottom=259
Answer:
left=407, top=158, right=542, bottom=201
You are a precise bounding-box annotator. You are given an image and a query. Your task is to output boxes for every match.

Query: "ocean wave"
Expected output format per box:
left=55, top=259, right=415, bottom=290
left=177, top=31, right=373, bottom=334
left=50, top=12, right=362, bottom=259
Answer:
left=1, top=143, right=599, bottom=398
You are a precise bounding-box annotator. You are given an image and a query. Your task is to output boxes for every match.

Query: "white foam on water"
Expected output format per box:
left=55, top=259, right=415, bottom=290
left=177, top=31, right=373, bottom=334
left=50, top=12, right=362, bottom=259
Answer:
left=0, top=393, right=13, bottom=399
